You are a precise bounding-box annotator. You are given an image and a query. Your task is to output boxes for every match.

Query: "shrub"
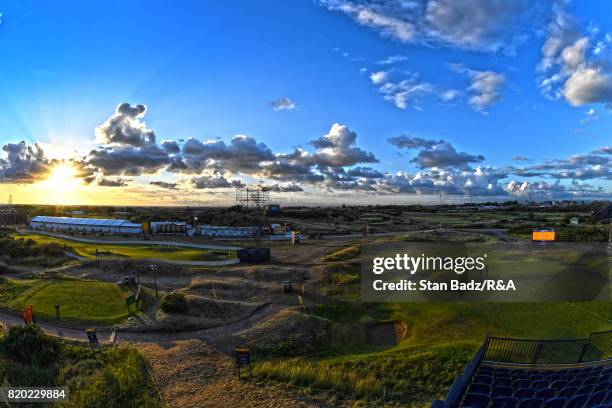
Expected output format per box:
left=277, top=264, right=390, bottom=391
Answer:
left=2, top=325, right=62, bottom=366
left=160, top=292, right=188, bottom=313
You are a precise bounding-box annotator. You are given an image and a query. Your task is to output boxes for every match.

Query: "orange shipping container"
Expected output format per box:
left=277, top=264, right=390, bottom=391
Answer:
left=532, top=230, right=555, bottom=241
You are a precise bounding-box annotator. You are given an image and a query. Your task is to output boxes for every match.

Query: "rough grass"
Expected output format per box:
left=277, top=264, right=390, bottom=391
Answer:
left=0, top=325, right=161, bottom=408
left=255, top=343, right=475, bottom=407
left=17, top=233, right=233, bottom=261
left=6, top=278, right=132, bottom=326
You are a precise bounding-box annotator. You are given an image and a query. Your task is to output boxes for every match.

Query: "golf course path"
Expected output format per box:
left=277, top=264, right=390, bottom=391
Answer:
left=0, top=303, right=285, bottom=344
left=62, top=249, right=240, bottom=266
left=0, top=310, right=115, bottom=342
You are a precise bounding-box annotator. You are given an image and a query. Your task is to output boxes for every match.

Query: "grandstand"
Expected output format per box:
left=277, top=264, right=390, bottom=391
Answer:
left=432, top=330, right=612, bottom=408
left=31, top=216, right=142, bottom=234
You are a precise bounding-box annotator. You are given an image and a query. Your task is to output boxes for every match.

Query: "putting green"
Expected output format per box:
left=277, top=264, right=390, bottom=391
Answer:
left=9, top=280, right=132, bottom=326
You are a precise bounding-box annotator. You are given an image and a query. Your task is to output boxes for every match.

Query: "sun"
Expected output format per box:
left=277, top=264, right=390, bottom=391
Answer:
left=44, top=163, right=81, bottom=192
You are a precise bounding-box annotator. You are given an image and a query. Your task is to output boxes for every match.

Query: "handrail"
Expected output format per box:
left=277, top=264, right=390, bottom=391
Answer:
left=483, top=330, right=612, bottom=365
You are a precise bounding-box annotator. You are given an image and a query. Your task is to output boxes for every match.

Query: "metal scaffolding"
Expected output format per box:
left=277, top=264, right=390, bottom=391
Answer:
left=234, top=186, right=271, bottom=261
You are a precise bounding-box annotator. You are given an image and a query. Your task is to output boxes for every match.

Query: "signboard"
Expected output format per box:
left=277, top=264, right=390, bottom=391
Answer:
left=532, top=230, right=556, bottom=242
left=282, top=281, right=292, bottom=293
left=86, top=329, right=100, bottom=351
left=235, top=348, right=252, bottom=378
left=22, top=305, right=34, bottom=325
left=126, top=294, right=136, bottom=306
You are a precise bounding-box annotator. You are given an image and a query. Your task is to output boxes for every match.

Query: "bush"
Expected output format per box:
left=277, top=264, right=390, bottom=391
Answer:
left=2, top=325, right=62, bottom=366
left=59, top=345, right=161, bottom=408
left=160, top=292, right=188, bottom=313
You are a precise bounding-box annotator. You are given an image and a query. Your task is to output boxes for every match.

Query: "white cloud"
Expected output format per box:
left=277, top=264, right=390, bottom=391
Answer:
left=270, top=97, right=297, bottom=111
left=563, top=67, right=612, bottom=106
left=370, top=70, right=390, bottom=85
left=319, top=0, right=540, bottom=54
left=452, top=66, right=505, bottom=112
left=377, top=54, right=407, bottom=65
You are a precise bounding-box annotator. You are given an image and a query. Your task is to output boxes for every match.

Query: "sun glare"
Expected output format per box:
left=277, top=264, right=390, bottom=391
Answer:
left=44, top=164, right=80, bottom=192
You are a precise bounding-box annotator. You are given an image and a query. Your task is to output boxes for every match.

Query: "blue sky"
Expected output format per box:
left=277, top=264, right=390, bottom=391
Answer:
left=0, top=0, right=610, bottom=205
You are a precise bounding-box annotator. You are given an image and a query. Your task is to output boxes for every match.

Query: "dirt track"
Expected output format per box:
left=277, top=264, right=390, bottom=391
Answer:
left=138, top=340, right=345, bottom=408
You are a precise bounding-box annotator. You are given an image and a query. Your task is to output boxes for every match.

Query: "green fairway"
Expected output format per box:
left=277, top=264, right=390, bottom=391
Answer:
left=16, top=233, right=235, bottom=261
left=7, top=279, right=133, bottom=326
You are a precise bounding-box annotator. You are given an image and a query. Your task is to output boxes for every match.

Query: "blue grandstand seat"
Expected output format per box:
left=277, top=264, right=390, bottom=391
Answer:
left=493, top=396, right=517, bottom=408
left=585, top=377, right=600, bottom=386
left=513, top=380, right=531, bottom=389
left=551, top=380, right=568, bottom=390
left=566, top=394, right=589, bottom=408
left=531, top=380, right=549, bottom=390
left=518, top=397, right=543, bottom=408
left=514, top=388, right=535, bottom=399
left=593, top=382, right=609, bottom=393
left=579, top=385, right=595, bottom=395
left=534, top=388, right=555, bottom=400
left=542, top=397, right=566, bottom=408
left=567, top=379, right=583, bottom=387
left=463, top=393, right=490, bottom=408
left=469, top=383, right=490, bottom=395
left=587, top=390, right=608, bottom=407
left=476, top=375, right=493, bottom=384
left=559, top=387, right=579, bottom=398
left=495, top=378, right=513, bottom=387
left=493, top=386, right=514, bottom=398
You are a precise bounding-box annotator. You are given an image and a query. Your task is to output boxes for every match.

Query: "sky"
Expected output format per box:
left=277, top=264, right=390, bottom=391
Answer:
left=0, top=0, right=610, bottom=206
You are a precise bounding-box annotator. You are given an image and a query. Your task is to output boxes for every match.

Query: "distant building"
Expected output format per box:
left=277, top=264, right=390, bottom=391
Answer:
left=31, top=216, right=142, bottom=234
left=196, top=225, right=259, bottom=238
left=150, top=221, right=188, bottom=235
left=569, top=217, right=580, bottom=226
left=0, top=210, right=29, bottom=225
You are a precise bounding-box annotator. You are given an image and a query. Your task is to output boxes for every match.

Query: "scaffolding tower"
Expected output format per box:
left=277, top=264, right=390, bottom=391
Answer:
left=234, top=185, right=271, bottom=262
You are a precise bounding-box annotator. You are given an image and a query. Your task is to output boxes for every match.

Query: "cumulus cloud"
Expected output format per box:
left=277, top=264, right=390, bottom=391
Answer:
left=179, top=135, right=276, bottom=175
left=563, top=67, right=612, bottom=106
left=459, top=68, right=505, bottom=112
left=389, top=135, right=485, bottom=168
left=388, top=135, right=443, bottom=150
left=0, top=141, right=52, bottom=184
left=309, top=123, right=378, bottom=167
left=538, top=3, right=612, bottom=106
left=150, top=181, right=178, bottom=189
left=264, top=183, right=304, bottom=192
left=95, top=103, right=155, bottom=147
left=86, top=143, right=170, bottom=176
left=377, top=167, right=507, bottom=196
left=97, top=177, right=129, bottom=187
left=192, top=174, right=245, bottom=189
left=411, top=142, right=485, bottom=168
left=319, top=0, right=540, bottom=54
left=161, top=140, right=181, bottom=154
left=270, top=97, right=297, bottom=111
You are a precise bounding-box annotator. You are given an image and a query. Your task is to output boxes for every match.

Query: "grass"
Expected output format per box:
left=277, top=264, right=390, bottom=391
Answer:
left=258, top=237, right=612, bottom=406
left=16, top=233, right=235, bottom=261
left=1, top=325, right=162, bottom=407
left=255, top=343, right=476, bottom=407
left=4, top=278, right=134, bottom=326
